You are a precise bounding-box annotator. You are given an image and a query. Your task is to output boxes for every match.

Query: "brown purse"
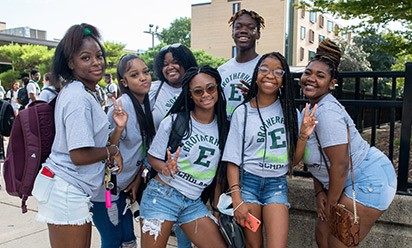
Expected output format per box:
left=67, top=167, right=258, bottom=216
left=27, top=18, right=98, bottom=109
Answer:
left=315, top=125, right=360, bottom=246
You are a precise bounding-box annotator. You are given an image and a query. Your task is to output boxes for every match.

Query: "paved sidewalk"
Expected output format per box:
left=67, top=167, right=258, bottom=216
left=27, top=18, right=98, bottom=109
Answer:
left=0, top=161, right=178, bottom=248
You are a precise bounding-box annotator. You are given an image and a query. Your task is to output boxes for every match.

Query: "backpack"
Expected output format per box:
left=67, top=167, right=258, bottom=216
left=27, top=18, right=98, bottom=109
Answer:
left=17, top=86, right=29, bottom=107
left=0, top=99, right=15, bottom=136
left=3, top=98, right=56, bottom=213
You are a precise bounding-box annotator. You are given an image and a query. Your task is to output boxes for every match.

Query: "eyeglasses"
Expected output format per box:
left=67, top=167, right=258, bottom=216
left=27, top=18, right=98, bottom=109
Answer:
left=190, top=83, right=218, bottom=97
left=160, top=43, right=182, bottom=52
left=258, top=66, right=285, bottom=78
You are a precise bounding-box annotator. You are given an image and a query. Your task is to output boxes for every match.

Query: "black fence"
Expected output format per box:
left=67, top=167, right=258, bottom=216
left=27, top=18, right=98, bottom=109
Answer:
left=291, top=62, right=412, bottom=195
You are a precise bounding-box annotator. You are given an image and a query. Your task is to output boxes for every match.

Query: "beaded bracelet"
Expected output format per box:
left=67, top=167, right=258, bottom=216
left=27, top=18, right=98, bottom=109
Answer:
left=110, top=144, right=120, bottom=157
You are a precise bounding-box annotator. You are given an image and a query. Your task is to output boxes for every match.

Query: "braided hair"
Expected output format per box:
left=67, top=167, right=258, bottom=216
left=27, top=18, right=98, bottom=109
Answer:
left=244, top=52, right=299, bottom=174
left=229, top=9, right=265, bottom=33
left=116, top=54, right=155, bottom=151
left=312, top=38, right=342, bottom=79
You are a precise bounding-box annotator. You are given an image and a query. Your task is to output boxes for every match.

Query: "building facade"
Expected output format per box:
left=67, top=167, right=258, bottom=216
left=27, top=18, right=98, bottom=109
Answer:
left=191, top=0, right=347, bottom=66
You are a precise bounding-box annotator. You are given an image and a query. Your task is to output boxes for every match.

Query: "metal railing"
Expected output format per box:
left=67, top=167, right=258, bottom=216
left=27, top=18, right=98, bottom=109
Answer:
left=291, top=62, right=412, bottom=195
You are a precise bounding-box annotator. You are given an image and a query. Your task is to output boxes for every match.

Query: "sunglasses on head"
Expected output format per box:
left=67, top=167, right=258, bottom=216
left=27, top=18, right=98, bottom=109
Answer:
left=160, top=43, right=182, bottom=52
left=190, top=83, right=218, bottom=97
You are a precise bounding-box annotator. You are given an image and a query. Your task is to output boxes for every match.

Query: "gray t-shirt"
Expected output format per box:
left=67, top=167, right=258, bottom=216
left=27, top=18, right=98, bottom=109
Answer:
left=44, top=80, right=110, bottom=198
left=149, top=80, right=182, bottom=130
left=301, top=93, right=370, bottom=189
left=222, top=101, right=289, bottom=177
left=218, top=56, right=261, bottom=120
left=93, top=94, right=146, bottom=202
left=148, top=114, right=221, bottom=200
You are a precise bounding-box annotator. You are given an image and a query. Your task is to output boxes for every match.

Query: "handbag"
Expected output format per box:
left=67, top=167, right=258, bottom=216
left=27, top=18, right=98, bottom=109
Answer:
left=315, top=125, right=360, bottom=247
left=217, top=104, right=248, bottom=248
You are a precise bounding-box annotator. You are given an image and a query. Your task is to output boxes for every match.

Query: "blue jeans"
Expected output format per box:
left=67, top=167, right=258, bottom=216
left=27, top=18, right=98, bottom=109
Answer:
left=92, top=191, right=136, bottom=248
left=241, top=171, right=290, bottom=207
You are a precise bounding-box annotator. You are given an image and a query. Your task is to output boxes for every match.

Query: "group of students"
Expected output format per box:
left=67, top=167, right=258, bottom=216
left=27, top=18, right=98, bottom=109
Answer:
left=30, top=8, right=397, bottom=248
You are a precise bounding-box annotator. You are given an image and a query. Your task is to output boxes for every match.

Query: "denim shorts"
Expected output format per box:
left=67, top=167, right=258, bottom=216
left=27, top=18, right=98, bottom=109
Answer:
left=343, top=147, right=397, bottom=210
left=241, top=171, right=290, bottom=208
left=32, top=167, right=93, bottom=225
left=139, top=179, right=213, bottom=225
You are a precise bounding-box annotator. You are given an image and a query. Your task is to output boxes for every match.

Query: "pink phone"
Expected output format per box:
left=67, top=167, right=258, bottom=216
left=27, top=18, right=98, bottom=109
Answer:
left=245, top=213, right=261, bottom=232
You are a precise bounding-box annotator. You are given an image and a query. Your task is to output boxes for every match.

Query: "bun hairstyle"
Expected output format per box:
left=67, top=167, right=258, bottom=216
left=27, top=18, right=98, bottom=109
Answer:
left=313, top=38, right=342, bottom=79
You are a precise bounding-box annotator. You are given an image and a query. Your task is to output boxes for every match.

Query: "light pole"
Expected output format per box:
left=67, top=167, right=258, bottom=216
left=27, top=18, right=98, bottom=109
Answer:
left=143, top=24, right=159, bottom=50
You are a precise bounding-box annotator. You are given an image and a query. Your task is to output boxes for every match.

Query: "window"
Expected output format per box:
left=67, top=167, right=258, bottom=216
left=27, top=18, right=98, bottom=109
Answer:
left=300, top=26, right=306, bottom=40
left=309, top=12, right=317, bottom=23
left=319, top=35, right=325, bottom=42
left=232, top=46, right=237, bottom=58
left=319, top=15, right=324, bottom=28
left=300, top=47, right=305, bottom=61
left=309, top=50, right=316, bottom=60
left=327, top=21, right=333, bottom=32
left=233, top=3, right=240, bottom=14
left=301, top=8, right=305, bottom=18
left=309, top=29, right=315, bottom=43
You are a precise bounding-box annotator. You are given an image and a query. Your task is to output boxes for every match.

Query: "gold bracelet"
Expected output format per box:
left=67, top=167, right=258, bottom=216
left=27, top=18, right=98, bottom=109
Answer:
left=298, top=135, right=308, bottom=141
left=105, top=146, right=110, bottom=162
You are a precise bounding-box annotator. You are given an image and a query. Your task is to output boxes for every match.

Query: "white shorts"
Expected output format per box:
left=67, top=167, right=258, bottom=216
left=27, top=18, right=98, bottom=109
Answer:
left=32, top=167, right=93, bottom=225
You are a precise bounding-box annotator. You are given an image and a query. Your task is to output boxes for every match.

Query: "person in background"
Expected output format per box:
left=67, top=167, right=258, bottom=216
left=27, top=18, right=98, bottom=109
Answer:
left=140, top=66, right=229, bottom=248
left=91, top=54, right=156, bottom=248
left=104, top=73, right=118, bottom=112
left=39, top=72, right=59, bottom=102
left=299, top=39, right=397, bottom=247
left=0, top=80, right=6, bottom=99
left=27, top=69, right=41, bottom=104
left=31, top=23, right=126, bottom=248
left=6, top=81, right=20, bottom=116
left=218, top=9, right=265, bottom=120
left=17, top=77, right=30, bottom=110
left=150, top=43, right=198, bottom=129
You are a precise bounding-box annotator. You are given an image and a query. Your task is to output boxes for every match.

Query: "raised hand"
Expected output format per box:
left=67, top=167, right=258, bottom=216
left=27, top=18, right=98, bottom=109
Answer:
left=162, top=147, right=181, bottom=177
left=112, top=97, right=128, bottom=129
left=234, top=79, right=250, bottom=98
left=300, top=103, right=318, bottom=139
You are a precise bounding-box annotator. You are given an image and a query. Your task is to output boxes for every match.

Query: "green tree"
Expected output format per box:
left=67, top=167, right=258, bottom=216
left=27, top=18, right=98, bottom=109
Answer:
left=158, top=17, right=191, bottom=47
left=353, top=33, right=396, bottom=71
left=103, top=41, right=127, bottom=80
left=391, top=53, right=412, bottom=96
left=300, top=0, right=412, bottom=54
left=192, top=50, right=228, bottom=68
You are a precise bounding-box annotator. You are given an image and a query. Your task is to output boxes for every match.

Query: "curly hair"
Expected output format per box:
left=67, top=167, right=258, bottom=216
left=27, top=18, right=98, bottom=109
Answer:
left=244, top=52, right=299, bottom=174
left=229, top=9, right=265, bottom=33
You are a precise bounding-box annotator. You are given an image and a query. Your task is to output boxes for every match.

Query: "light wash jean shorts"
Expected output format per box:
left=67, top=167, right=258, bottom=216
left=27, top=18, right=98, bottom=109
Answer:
left=32, top=167, right=93, bottom=225
left=343, top=147, right=397, bottom=210
left=139, top=179, right=214, bottom=225
left=241, top=171, right=290, bottom=208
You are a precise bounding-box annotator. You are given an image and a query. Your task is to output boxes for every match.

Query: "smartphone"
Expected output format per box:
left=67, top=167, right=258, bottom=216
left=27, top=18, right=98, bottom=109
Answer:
left=245, top=213, right=261, bottom=232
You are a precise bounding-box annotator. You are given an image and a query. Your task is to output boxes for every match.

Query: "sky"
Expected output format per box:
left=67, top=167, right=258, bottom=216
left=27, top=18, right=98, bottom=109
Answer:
left=0, top=0, right=209, bottom=51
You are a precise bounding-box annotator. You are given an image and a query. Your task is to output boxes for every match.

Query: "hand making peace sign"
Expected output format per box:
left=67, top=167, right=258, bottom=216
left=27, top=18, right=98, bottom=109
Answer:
left=162, top=147, right=181, bottom=178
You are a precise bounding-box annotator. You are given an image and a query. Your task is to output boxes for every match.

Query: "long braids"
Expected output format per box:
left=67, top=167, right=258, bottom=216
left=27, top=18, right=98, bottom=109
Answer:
left=244, top=52, right=299, bottom=174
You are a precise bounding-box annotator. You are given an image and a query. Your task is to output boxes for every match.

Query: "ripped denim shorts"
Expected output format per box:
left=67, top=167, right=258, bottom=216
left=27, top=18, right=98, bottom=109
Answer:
left=139, top=179, right=213, bottom=225
left=241, top=171, right=290, bottom=208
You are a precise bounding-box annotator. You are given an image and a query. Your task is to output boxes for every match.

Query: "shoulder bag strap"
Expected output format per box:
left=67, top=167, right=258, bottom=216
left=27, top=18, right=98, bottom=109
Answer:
left=315, top=125, right=358, bottom=223
left=154, top=81, right=165, bottom=102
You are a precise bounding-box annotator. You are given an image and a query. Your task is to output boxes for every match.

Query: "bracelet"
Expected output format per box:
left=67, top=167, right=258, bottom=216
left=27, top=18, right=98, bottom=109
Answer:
left=227, top=188, right=241, bottom=194
left=315, top=190, right=324, bottom=197
left=233, top=201, right=244, bottom=213
left=298, top=135, right=308, bottom=141
left=229, top=183, right=240, bottom=190
left=105, top=146, right=110, bottom=162
left=109, top=144, right=120, bottom=157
